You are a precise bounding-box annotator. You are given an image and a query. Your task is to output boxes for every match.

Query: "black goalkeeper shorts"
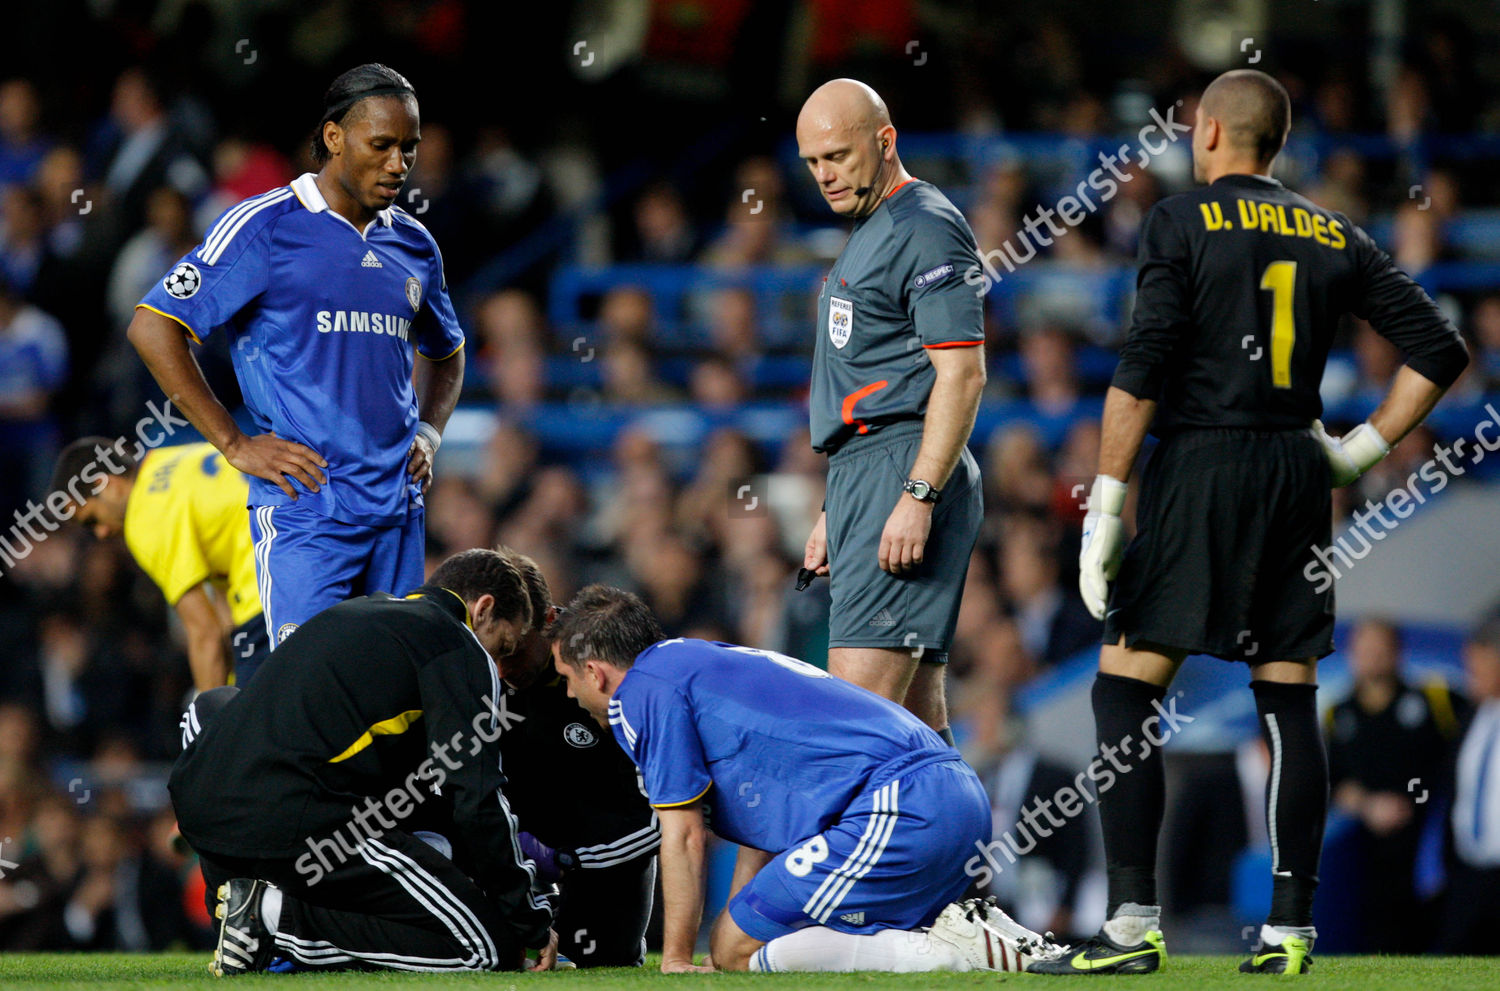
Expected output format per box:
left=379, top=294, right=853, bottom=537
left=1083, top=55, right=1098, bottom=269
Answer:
left=1103, top=427, right=1335, bottom=663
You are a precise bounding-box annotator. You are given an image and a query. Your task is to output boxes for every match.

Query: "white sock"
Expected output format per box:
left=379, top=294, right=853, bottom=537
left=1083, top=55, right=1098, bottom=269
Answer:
left=752, top=927, right=966, bottom=972
left=1259, top=924, right=1315, bottom=949
left=1102, top=903, right=1160, bottom=946
left=260, top=885, right=283, bottom=935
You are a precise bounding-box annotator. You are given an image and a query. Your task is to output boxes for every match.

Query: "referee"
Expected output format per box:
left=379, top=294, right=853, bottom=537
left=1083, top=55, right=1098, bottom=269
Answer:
left=1034, top=70, right=1469, bottom=976
left=491, top=548, right=658, bottom=967
left=795, top=79, right=986, bottom=744
left=170, top=548, right=556, bottom=973
left=128, top=63, right=464, bottom=647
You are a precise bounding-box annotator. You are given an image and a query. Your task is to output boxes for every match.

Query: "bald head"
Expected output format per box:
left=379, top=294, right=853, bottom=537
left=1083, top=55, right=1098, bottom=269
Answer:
left=797, top=79, right=907, bottom=217
left=1200, top=70, right=1290, bottom=165
left=799, top=78, right=891, bottom=138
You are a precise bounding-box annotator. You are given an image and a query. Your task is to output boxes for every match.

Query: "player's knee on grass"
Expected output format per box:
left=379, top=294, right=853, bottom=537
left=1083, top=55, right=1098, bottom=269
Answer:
left=709, top=909, right=764, bottom=971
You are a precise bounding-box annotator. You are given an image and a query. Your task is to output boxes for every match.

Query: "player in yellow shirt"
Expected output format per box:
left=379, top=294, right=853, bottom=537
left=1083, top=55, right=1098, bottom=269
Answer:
left=51, top=438, right=268, bottom=689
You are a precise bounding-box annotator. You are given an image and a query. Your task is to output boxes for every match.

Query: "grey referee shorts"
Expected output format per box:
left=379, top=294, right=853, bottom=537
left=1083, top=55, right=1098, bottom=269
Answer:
left=825, top=420, right=983, bottom=664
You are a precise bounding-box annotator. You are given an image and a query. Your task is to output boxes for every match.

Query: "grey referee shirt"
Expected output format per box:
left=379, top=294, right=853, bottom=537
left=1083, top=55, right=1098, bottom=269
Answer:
left=811, top=179, right=985, bottom=454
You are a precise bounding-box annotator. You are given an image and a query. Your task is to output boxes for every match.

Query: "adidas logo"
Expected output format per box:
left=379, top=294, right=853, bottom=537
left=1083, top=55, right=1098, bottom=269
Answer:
left=840, top=912, right=865, bottom=925
left=361, top=250, right=383, bottom=268
left=869, top=609, right=897, bottom=628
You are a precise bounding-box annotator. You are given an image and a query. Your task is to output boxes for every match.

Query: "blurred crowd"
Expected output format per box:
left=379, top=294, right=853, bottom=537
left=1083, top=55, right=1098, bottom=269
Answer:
left=1, top=0, right=1498, bottom=955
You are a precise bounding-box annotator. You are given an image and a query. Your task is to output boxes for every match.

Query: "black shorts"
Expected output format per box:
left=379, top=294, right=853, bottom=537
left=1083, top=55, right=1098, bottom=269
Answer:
left=1103, top=427, right=1334, bottom=663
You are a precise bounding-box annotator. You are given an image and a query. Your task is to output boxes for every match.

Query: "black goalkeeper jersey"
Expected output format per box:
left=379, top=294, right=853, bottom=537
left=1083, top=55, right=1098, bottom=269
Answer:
left=498, top=672, right=657, bottom=869
left=168, top=586, right=550, bottom=950
left=1113, top=173, right=1468, bottom=434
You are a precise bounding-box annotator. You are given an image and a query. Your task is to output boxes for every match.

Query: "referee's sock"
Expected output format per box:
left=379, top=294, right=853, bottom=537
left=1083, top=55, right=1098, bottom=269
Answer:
left=1092, top=672, right=1167, bottom=916
left=1252, top=679, right=1327, bottom=929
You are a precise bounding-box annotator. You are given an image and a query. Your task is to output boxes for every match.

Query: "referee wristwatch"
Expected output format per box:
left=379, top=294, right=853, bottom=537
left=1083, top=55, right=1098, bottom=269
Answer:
left=903, top=478, right=941, bottom=504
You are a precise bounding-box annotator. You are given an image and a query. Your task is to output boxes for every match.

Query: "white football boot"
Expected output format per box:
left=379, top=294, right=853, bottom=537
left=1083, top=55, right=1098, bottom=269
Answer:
left=928, top=897, right=1069, bottom=972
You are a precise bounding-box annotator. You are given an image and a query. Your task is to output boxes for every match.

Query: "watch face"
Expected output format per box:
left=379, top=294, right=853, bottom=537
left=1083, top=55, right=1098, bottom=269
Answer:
left=908, top=480, right=931, bottom=500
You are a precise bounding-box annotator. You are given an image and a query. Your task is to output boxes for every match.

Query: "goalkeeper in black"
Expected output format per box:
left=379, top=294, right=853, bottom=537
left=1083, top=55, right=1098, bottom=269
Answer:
left=170, top=548, right=558, bottom=974
left=490, top=548, right=659, bottom=967
left=1033, top=71, right=1468, bottom=976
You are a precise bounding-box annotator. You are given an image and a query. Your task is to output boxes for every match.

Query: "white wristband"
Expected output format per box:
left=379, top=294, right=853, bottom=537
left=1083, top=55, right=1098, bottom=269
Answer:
left=416, top=421, right=442, bottom=453
left=1088, top=474, right=1129, bottom=516
left=1342, top=422, right=1390, bottom=474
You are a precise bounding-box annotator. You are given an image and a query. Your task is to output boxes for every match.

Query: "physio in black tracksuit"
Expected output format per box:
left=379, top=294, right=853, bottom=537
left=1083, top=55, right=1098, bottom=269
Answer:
left=170, top=550, right=554, bottom=972
left=492, top=548, right=659, bottom=967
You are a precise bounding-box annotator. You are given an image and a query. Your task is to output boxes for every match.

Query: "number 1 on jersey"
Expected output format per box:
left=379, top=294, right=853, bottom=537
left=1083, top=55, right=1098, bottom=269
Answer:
left=1258, top=260, right=1296, bottom=388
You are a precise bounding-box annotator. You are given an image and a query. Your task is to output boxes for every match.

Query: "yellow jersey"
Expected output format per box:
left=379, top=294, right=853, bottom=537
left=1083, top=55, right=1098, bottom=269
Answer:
left=123, top=443, right=262, bottom=626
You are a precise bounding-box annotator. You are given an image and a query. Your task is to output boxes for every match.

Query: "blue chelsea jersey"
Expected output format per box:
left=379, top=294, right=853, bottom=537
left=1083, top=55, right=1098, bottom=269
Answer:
left=137, top=173, right=465, bottom=526
left=608, top=639, right=952, bottom=852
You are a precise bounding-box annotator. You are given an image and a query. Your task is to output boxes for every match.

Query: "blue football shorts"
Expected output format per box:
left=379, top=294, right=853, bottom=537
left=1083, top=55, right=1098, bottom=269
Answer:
left=728, top=756, right=990, bottom=942
left=248, top=502, right=425, bottom=645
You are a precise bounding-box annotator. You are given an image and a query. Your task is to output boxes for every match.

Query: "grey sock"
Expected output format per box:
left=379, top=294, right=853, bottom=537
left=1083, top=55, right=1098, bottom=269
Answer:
left=1261, top=924, right=1316, bottom=948
left=1114, top=901, right=1161, bottom=919
left=1103, top=903, right=1160, bottom=945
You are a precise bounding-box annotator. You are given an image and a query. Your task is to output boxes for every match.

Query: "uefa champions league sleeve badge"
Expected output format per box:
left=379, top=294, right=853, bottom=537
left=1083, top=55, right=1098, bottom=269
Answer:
left=165, top=262, right=202, bottom=299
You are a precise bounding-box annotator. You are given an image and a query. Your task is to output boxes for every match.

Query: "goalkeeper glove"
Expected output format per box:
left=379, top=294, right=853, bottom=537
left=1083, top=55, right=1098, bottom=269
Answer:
left=1311, top=420, right=1389, bottom=488
left=1078, top=475, right=1128, bottom=621
left=518, top=831, right=579, bottom=883
left=519, top=831, right=560, bottom=881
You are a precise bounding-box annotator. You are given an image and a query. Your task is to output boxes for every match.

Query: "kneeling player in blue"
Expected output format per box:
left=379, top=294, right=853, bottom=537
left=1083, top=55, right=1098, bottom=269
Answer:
left=549, top=585, right=1067, bottom=973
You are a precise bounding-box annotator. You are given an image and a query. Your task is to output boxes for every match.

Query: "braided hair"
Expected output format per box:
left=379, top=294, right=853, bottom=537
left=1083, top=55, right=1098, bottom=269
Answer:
left=311, top=63, right=417, bottom=164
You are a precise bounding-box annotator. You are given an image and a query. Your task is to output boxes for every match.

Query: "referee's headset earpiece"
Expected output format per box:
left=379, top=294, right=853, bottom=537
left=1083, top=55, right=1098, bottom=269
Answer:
left=855, top=140, right=891, bottom=199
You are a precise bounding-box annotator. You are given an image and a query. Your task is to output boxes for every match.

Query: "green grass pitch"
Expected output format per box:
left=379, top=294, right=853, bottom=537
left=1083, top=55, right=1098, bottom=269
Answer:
left=0, top=954, right=1494, bottom=990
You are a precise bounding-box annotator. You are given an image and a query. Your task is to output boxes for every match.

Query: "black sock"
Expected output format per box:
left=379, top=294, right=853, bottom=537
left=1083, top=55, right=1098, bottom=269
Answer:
left=1093, top=672, right=1167, bottom=914
left=1252, top=680, right=1327, bottom=928
left=936, top=725, right=957, bottom=747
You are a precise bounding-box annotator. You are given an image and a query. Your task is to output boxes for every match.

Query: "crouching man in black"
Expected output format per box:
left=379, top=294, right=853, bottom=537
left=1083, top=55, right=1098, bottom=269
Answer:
left=493, top=548, right=659, bottom=967
left=170, top=548, right=557, bottom=974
